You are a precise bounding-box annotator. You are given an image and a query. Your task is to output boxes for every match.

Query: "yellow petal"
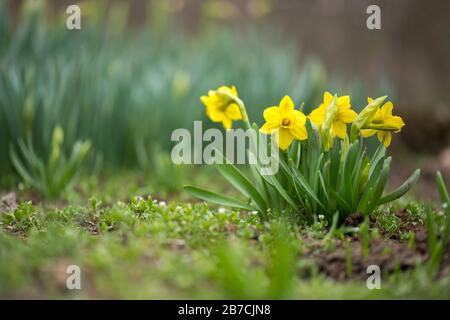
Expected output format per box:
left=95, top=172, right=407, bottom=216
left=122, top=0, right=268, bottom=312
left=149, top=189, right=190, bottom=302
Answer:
left=308, top=105, right=326, bottom=127
left=206, top=107, right=224, bottom=122
left=218, top=86, right=234, bottom=96
left=277, top=128, right=294, bottom=150
left=377, top=131, right=392, bottom=147
left=332, top=120, right=347, bottom=139
left=367, top=97, right=373, bottom=104
left=292, top=110, right=307, bottom=123
left=225, top=103, right=242, bottom=120
left=263, top=106, right=282, bottom=123
left=381, top=101, right=393, bottom=117
left=222, top=117, right=232, bottom=130
left=231, top=85, right=238, bottom=97
left=200, top=95, right=209, bottom=105
left=373, top=108, right=383, bottom=121
left=339, top=109, right=357, bottom=123
left=384, top=116, right=405, bottom=132
left=361, top=129, right=376, bottom=137
left=323, top=91, right=333, bottom=105
left=290, top=123, right=308, bottom=140
left=337, top=95, right=350, bottom=108
left=279, top=95, right=294, bottom=114
left=260, top=121, right=281, bottom=134
left=203, top=93, right=220, bottom=107
left=201, top=94, right=218, bottom=107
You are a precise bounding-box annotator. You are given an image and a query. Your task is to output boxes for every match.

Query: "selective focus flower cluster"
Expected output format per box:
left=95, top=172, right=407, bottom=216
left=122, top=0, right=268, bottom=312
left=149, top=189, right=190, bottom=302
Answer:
left=201, top=86, right=404, bottom=150
left=194, top=85, right=417, bottom=225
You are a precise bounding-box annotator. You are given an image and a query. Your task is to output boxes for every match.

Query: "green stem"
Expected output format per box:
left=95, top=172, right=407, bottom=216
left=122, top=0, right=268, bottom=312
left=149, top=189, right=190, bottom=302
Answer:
left=235, top=97, right=252, bottom=130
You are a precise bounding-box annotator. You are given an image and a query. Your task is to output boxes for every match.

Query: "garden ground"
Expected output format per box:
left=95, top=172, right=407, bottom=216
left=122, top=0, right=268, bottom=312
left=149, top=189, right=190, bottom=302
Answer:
left=1, top=168, right=449, bottom=299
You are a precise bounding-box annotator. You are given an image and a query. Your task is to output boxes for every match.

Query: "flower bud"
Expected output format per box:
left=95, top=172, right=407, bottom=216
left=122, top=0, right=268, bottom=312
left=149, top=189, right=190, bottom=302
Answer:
left=350, top=95, right=387, bottom=142
left=321, top=94, right=338, bottom=151
left=49, top=126, right=64, bottom=168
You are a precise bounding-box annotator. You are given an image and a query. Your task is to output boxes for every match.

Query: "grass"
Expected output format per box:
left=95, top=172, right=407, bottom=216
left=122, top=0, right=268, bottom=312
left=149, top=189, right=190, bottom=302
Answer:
left=1, top=171, right=449, bottom=299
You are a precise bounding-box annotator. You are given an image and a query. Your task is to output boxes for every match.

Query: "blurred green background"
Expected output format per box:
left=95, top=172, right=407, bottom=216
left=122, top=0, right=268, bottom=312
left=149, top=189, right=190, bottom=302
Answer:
left=1, top=0, right=449, bottom=198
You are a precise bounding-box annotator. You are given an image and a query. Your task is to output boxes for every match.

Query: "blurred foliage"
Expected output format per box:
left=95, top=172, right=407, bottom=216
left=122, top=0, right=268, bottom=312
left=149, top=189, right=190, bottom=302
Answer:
left=0, top=0, right=390, bottom=191
left=10, top=126, right=91, bottom=198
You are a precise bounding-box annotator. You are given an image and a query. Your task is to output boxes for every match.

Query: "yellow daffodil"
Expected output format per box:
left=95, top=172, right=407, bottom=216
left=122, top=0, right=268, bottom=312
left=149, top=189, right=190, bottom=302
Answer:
left=361, top=98, right=405, bottom=147
left=308, top=91, right=357, bottom=139
left=200, top=85, right=243, bottom=129
left=260, top=95, right=308, bottom=150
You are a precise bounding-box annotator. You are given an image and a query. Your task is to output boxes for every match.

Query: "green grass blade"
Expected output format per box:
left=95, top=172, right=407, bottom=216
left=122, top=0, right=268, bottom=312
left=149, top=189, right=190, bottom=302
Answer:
left=436, top=171, right=450, bottom=207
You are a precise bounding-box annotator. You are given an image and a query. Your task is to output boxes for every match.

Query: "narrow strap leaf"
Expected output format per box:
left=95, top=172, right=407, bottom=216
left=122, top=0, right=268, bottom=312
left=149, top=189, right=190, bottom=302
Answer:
left=184, top=186, right=256, bottom=211
left=378, top=169, right=421, bottom=206
left=216, top=163, right=268, bottom=213
left=285, top=158, right=326, bottom=211
left=214, top=148, right=268, bottom=213
left=436, top=171, right=450, bottom=207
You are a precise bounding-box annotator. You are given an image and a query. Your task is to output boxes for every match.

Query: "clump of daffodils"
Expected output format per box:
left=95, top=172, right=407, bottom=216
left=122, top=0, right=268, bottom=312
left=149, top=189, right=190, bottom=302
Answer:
left=191, top=86, right=419, bottom=225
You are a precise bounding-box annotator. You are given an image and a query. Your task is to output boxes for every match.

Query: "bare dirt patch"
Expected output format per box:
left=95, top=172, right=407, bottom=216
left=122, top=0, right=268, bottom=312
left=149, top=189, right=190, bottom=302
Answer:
left=311, top=211, right=449, bottom=281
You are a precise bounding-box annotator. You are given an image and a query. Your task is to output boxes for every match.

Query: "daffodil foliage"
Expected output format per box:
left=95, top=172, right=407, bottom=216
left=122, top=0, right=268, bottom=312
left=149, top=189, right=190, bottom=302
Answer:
left=188, top=87, right=420, bottom=224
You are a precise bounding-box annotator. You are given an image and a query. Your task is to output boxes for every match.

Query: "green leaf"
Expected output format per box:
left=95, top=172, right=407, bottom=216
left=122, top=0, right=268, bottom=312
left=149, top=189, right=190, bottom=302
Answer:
left=436, top=171, right=450, bottom=207
left=365, top=157, right=391, bottom=213
left=318, top=171, right=330, bottom=204
left=216, top=163, right=267, bottom=213
left=10, top=144, right=41, bottom=190
left=214, top=146, right=267, bottom=213
left=184, top=186, right=255, bottom=211
left=369, top=144, right=386, bottom=177
left=378, top=169, right=421, bottom=206
left=357, top=156, right=385, bottom=214
left=328, top=143, right=340, bottom=188
left=351, top=148, right=366, bottom=209
left=338, top=140, right=359, bottom=205
left=263, top=173, right=300, bottom=213
left=284, top=158, right=326, bottom=211
left=357, top=157, right=391, bottom=215
left=330, top=188, right=352, bottom=214
left=253, top=155, right=300, bottom=214
left=248, top=123, right=271, bottom=199
left=306, top=120, right=321, bottom=180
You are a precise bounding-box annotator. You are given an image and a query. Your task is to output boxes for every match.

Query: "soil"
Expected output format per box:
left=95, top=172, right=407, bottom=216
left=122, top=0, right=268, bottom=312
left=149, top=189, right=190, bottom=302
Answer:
left=0, top=192, right=17, bottom=213
left=311, top=211, right=449, bottom=281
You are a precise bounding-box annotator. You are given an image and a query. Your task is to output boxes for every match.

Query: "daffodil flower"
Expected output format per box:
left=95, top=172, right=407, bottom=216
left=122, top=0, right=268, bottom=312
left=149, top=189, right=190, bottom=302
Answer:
left=308, top=91, right=357, bottom=139
left=361, top=98, right=405, bottom=147
left=260, top=95, right=308, bottom=150
left=200, top=85, right=243, bottom=129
